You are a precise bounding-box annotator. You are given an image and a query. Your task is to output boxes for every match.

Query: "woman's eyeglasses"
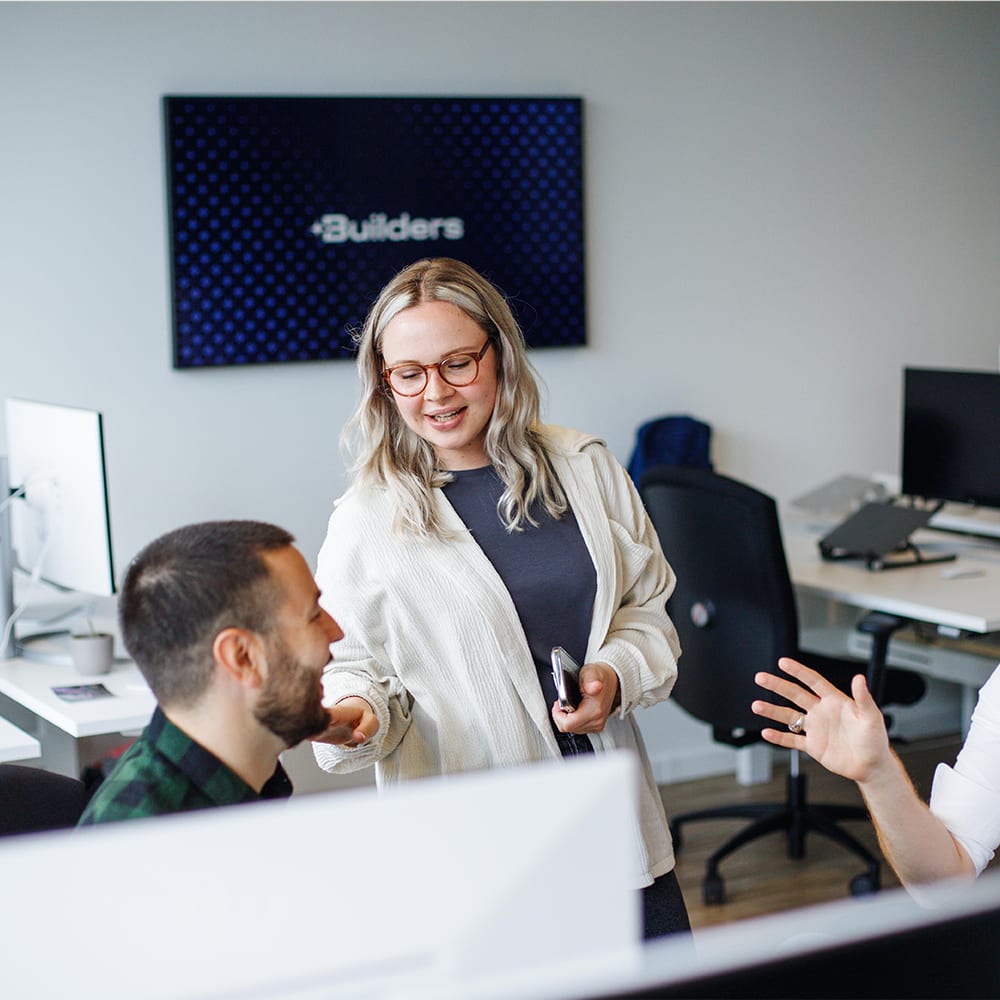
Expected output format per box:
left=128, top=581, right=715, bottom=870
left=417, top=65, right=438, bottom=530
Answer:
left=382, top=340, right=492, bottom=397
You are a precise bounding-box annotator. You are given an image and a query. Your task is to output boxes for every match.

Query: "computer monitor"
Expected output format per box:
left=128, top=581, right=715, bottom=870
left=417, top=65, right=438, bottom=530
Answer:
left=1, top=398, right=116, bottom=658
left=594, top=869, right=1000, bottom=998
left=901, top=367, right=1000, bottom=509
left=0, top=752, right=639, bottom=998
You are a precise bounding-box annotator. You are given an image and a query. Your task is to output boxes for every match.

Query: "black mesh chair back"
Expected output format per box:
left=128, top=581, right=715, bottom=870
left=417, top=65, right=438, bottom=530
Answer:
left=0, top=763, right=89, bottom=836
left=643, top=466, right=799, bottom=745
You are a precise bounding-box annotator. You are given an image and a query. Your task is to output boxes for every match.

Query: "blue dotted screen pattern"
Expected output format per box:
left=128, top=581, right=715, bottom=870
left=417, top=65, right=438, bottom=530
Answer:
left=164, top=96, right=586, bottom=369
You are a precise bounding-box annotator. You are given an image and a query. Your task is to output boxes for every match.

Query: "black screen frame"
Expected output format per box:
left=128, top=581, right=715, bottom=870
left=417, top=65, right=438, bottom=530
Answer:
left=162, top=94, right=587, bottom=369
left=901, top=367, right=1000, bottom=509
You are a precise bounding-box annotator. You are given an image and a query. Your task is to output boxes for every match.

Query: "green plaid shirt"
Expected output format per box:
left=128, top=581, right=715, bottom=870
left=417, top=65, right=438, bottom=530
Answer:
left=77, top=706, right=293, bottom=825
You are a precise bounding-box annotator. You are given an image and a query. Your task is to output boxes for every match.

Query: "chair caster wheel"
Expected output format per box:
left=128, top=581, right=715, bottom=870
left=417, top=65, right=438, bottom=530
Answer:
left=703, top=873, right=725, bottom=905
left=849, top=872, right=879, bottom=897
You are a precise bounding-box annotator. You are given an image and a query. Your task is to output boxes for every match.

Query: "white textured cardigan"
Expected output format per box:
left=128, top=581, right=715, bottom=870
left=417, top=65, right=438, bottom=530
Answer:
left=312, top=425, right=681, bottom=885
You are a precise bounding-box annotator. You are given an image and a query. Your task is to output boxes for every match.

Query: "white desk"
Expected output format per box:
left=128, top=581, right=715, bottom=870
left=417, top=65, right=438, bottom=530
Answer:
left=784, top=510, right=1000, bottom=733
left=785, top=520, right=1000, bottom=634
left=0, top=656, right=154, bottom=776
left=0, top=714, right=40, bottom=762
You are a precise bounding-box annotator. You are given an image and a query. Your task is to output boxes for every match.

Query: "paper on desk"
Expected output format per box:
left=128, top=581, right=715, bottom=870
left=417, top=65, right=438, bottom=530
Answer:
left=51, top=683, right=114, bottom=702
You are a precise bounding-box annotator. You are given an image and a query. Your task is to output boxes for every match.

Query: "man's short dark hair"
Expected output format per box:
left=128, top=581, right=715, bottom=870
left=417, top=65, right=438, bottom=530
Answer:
left=118, top=520, right=295, bottom=706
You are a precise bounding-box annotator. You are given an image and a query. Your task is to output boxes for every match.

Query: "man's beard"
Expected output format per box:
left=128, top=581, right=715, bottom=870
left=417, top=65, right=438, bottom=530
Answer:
left=254, top=636, right=330, bottom=748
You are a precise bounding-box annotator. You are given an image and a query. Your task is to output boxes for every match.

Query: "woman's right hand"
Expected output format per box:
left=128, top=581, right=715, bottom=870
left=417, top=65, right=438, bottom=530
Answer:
left=314, top=696, right=379, bottom=748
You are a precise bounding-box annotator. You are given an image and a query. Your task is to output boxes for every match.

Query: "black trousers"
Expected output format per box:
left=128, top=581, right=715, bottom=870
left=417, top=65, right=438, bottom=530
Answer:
left=642, top=869, right=691, bottom=939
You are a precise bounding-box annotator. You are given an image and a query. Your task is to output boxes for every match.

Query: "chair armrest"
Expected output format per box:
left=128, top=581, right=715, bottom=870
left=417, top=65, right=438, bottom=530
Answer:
left=856, top=612, right=909, bottom=704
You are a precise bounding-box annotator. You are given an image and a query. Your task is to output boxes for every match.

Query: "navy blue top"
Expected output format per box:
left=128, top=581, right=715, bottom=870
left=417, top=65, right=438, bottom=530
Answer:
left=442, top=465, right=597, bottom=754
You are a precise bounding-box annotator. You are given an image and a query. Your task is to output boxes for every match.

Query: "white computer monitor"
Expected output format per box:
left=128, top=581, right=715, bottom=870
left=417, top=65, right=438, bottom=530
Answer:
left=1, top=398, right=116, bottom=658
left=0, top=752, right=641, bottom=999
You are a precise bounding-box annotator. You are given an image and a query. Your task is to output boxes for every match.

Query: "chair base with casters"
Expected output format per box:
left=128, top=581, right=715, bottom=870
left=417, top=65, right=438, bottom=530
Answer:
left=671, top=749, right=881, bottom=905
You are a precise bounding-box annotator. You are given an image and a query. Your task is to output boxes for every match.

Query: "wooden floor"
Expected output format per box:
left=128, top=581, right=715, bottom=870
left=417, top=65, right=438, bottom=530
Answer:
left=659, top=734, right=966, bottom=930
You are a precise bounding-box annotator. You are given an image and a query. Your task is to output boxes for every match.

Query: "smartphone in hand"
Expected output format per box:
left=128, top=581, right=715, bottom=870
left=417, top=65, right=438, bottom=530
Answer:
left=550, top=646, right=582, bottom=712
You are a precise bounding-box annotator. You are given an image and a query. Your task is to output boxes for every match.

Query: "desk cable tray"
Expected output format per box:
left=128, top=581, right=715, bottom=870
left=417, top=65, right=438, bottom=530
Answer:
left=818, top=500, right=957, bottom=572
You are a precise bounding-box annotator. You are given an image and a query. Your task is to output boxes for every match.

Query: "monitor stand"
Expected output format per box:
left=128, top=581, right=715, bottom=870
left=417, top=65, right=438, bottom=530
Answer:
left=929, top=503, right=1000, bottom=541
left=1, top=457, right=16, bottom=659
left=13, top=590, right=104, bottom=666
left=15, top=623, right=79, bottom=667
left=3, top=457, right=101, bottom=664
left=8, top=591, right=99, bottom=669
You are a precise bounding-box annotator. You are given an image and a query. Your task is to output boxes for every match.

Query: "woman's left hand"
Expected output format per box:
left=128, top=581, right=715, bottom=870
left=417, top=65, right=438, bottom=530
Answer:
left=552, top=662, right=620, bottom=734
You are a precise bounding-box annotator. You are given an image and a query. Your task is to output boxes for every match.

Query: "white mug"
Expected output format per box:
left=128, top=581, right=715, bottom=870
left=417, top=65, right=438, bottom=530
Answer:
left=70, top=633, right=115, bottom=676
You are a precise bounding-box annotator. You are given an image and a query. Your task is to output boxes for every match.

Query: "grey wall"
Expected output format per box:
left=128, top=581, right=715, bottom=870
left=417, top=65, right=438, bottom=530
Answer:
left=3, top=1, right=998, bottom=569
left=3, top=2, right=999, bottom=783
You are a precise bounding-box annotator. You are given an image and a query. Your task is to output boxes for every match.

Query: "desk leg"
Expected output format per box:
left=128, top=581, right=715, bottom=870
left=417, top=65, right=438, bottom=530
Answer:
left=0, top=693, right=70, bottom=770
left=33, top=718, right=84, bottom=777
left=961, top=685, right=978, bottom=741
left=34, top=726, right=134, bottom=779
left=0, top=692, right=128, bottom=778
left=0, top=693, right=81, bottom=776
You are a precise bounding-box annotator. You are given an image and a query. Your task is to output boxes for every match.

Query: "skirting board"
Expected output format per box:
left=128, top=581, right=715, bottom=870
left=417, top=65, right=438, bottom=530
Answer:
left=647, top=742, right=745, bottom=786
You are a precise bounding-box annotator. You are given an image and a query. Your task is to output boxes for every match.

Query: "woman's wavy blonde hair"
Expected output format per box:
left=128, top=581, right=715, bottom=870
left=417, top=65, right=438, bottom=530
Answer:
left=343, top=257, right=567, bottom=537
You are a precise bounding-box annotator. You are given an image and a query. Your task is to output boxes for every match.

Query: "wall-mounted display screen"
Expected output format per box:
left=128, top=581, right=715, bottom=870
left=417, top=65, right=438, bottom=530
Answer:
left=163, top=95, right=586, bottom=369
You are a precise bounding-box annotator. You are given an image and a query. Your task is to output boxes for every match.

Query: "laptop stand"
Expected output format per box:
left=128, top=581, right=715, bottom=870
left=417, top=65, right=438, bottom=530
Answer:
left=818, top=500, right=957, bottom=572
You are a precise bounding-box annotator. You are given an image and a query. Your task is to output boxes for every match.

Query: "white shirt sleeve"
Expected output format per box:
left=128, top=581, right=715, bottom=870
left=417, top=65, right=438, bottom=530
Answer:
left=929, top=664, right=1000, bottom=875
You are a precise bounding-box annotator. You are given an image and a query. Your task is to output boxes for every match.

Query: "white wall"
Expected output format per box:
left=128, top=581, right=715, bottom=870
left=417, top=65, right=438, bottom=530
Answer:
left=3, top=2, right=999, bottom=785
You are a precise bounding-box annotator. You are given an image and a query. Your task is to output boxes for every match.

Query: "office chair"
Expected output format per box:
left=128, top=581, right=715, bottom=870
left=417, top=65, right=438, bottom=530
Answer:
left=639, top=465, right=925, bottom=904
left=0, top=763, right=90, bottom=836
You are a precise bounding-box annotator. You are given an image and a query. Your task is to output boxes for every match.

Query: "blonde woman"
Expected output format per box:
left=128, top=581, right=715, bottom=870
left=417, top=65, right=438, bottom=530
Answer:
left=313, top=258, right=689, bottom=937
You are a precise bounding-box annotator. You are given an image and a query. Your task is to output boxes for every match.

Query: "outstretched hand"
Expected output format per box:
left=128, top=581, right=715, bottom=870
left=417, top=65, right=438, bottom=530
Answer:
left=751, top=657, right=892, bottom=784
left=553, top=662, right=620, bottom=735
